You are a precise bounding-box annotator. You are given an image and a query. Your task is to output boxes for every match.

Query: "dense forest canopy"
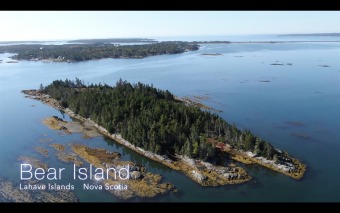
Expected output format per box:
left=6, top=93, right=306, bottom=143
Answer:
left=42, top=79, right=280, bottom=163
left=0, top=41, right=199, bottom=62
left=67, top=38, right=157, bottom=44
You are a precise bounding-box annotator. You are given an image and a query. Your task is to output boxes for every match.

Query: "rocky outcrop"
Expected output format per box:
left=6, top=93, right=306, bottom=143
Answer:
left=71, top=144, right=176, bottom=200
left=224, top=148, right=306, bottom=180
left=191, top=170, right=207, bottom=182
left=17, top=156, right=48, bottom=170
left=34, top=147, right=49, bottom=158
left=130, top=171, right=142, bottom=180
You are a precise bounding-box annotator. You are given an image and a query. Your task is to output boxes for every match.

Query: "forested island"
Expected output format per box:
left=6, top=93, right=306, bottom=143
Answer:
left=0, top=41, right=199, bottom=62
left=23, top=79, right=306, bottom=184
left=5, top=39, right=329, bottom=64
left=68, top=38, right=157, bottom=44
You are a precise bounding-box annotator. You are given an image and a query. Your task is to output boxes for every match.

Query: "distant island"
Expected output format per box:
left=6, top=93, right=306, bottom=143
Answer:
left=2, top=38, right=339, bottom=63
left=67, top=38, right=157, bottom=44
left=23, top=79, right=306, bottom=186
left=0, top=41, right=199, bottom=62
left=0, top=40, right=52, bottom=44
left=194, top=41, right=231, bottom=44
left=279, top=33, right=340, bottom=37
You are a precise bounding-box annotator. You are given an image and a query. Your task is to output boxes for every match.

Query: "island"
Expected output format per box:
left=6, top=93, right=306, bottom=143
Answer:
left=3, top=39, right=338, bottom=64
left=22, top=79, right=306, bottom=186
left=67, top=38, right=157, bottom=44
left=0, top=41, right=199, bottom=62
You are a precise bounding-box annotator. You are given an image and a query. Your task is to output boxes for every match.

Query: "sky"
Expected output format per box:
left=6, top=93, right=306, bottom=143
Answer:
left=0, top=11, right=339, bottom=41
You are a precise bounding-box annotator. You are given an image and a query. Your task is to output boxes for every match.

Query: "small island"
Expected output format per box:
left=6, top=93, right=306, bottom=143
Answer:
left=22, top=78, right=306, bottom=185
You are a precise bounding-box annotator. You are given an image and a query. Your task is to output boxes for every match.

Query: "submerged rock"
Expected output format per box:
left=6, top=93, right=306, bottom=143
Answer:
left=17, top=156, right=48, bottom=170
left=34, top=147, right=49, bottom=158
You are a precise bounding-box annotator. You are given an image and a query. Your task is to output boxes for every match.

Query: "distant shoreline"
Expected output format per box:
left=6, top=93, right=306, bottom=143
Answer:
left=1, top=40, right=340, bottom=64
left=228, top=41, right=340, bottom=44
left=278, top=33, right=340, bottom=37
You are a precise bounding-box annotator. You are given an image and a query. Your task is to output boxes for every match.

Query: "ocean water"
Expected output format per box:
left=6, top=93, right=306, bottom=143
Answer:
left=0, top=39, right=339, bottom=202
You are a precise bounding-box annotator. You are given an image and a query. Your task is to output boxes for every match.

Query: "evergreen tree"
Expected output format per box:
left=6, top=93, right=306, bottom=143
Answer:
left=41, top=78, right=282, bottom=163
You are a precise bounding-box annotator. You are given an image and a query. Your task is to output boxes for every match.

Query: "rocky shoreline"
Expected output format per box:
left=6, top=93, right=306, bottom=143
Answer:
left=22, top=89, right=251, bottom=186
left=174, top=96, right=223, bottom=113
left=224, top=147, right=306, bottom=180
left=50, top=143, right=84, bottom=167
left=40, top=117, right=176, bottom=199
left=110, top=134, right=251, bottom=185
left=71, top=144, right=176, bottom=199
left=170, top=95, right=306, bottom=180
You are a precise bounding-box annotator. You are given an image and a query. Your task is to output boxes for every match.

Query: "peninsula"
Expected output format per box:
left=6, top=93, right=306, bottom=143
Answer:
left=22, top=79, right=306, bottom=185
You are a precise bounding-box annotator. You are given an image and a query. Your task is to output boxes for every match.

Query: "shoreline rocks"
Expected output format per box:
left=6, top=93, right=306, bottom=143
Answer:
left=224, top=148, right=306, bottom=180
left=71, top=144, right=177, bottom=199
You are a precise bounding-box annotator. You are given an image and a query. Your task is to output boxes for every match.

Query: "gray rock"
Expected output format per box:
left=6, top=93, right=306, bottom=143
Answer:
left=191, top=170, right=207, bottom=182
left=130, top=171, right=141, bottom=180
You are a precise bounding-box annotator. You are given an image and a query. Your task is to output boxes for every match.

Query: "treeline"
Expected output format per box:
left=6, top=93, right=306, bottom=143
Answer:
left=0, top=42, right=199, bottom=62
left=42, top=79, right=280, bottom=163
left=68, top=38, right=157, bottom=44
left=195, top=41, right=231, bottom=44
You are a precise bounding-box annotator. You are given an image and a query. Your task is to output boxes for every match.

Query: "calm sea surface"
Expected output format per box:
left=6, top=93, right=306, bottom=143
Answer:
left=0, top=36, right=339, bottom=202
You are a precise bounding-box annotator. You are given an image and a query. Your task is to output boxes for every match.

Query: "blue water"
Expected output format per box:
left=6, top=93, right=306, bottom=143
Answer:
left=156, top=34, right=340, bottom=42
left=0, top=39, right=339, bottom=202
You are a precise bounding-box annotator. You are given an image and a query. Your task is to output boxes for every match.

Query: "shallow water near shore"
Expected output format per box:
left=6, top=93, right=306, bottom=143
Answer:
left=0, top=39, right=340, bottom=202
